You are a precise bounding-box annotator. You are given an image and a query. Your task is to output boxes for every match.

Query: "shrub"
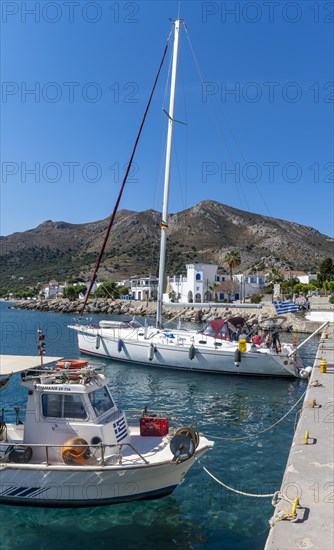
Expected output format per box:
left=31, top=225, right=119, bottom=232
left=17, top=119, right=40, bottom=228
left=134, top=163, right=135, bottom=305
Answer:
left=250, top=294, right=263, bottom=304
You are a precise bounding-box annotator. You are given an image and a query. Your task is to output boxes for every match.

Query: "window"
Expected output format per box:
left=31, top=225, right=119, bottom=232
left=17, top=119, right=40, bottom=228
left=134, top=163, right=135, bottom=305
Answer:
left=42, top=394, right=87, bottom=420
left=42, top=394, right=62, bottom=418
left=195, top=273, right=201, bottom=281
left=89, top=387, right=115, bottom=417
left=63, top=395, right=87, bottom=420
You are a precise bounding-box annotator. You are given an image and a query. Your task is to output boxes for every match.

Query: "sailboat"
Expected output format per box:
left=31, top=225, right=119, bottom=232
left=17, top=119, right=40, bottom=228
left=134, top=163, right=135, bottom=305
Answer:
left=69, top=19, right=313, bottom=379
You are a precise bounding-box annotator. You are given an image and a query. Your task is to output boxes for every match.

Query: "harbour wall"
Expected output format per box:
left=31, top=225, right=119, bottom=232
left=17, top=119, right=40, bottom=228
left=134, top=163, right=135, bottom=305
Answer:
left=265, top=322, right=334, bottom=549
left=10, top=298, right=330, bottom=334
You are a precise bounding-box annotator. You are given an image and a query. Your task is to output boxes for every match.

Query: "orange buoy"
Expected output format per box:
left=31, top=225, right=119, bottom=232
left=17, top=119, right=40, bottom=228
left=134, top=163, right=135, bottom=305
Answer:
left=57, top=360, right=88, bottom=370
left=61, top=437, right=90, bottom=465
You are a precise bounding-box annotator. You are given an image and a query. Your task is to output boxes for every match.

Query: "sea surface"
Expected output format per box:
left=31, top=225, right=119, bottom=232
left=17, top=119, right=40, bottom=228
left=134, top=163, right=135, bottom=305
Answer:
left=0, top=301, right=318, bottom=550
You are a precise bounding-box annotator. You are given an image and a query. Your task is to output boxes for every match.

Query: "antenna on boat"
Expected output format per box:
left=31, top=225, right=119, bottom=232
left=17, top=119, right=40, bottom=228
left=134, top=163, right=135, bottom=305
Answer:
left=156, top=18, right=182, bottom=329
left=37, top=329, right=46, bottom=366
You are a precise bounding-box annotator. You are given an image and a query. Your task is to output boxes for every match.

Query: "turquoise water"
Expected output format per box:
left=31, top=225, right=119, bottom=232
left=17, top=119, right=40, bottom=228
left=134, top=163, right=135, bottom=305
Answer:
left=0, top=302, right=317, bottom=550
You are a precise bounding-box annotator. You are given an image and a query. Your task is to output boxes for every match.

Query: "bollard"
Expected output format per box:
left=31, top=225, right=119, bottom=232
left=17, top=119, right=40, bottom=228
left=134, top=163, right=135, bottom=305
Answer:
left=320, top=359, right=327, bottom=374
left=291, top=497, right=299, bottom=517
left=304, top=430, right=309, bottom=445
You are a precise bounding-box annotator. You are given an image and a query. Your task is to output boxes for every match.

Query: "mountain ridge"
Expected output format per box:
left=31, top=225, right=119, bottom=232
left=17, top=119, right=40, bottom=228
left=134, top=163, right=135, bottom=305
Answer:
left=1, top=200, right=332, bottom=291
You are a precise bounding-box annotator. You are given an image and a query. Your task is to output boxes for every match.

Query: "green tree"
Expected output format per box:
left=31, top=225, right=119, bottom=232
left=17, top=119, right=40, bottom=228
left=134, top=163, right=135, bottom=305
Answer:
left=63, top=285, right=77, bottom=301
left=94, top=281, right=118, bottom=299
left=118, top=286, right=129, bottom=296
left=318, top=258, right=334, bottom=283
left=224, top=251, right=241, bottom=280
left=281, top=277, right=299, bottom=293
left=292, top=283, right=309, bottom=296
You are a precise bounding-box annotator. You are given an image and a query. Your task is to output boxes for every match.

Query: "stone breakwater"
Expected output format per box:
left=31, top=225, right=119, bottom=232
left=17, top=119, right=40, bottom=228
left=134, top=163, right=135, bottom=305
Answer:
left=12, top=298, right=321, bottom=333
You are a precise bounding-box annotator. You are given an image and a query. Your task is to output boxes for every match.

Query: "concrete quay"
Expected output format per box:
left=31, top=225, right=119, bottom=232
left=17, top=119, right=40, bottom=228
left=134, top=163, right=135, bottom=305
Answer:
left=265, top=321, right=334, bottom=550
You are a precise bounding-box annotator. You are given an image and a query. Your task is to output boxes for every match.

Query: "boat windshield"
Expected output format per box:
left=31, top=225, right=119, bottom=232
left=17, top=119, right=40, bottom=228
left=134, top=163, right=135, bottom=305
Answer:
left=42, top=393, right=87, bottom=420
left=89, top=387, right=115, bottom=417
left=204, top=319, right=231, bottom=340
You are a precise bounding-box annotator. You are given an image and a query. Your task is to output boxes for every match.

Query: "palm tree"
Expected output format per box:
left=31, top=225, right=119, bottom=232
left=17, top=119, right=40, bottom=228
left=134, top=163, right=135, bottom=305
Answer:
left=224, top=251, right=241, bottom=280
left=266, top=267, right=284, bottom=285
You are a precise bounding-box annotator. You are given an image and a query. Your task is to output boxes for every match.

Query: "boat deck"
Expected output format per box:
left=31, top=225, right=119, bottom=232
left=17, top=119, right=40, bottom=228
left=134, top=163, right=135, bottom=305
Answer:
left=265, top=322, right=334, bottom=549
left=1, top=427, right=175, bottom=468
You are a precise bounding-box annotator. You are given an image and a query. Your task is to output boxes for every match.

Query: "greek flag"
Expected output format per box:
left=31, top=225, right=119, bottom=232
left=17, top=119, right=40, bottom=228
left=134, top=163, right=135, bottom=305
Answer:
left=274, top=301, right=299, bottom=314
left=113, top=416, right=128, bottom=442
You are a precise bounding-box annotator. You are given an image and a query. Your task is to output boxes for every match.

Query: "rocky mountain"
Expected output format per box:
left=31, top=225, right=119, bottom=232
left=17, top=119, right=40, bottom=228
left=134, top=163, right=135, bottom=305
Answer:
left=1, top=200, right=332, bottom=291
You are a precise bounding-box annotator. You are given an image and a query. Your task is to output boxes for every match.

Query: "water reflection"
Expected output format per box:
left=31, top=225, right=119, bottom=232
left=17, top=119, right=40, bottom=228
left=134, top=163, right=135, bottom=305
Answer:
left=0, top=303, right=320, bottom=550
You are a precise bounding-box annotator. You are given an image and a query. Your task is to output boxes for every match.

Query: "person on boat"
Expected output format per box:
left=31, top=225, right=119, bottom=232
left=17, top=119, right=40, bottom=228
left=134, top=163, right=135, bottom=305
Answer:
left=252, top=332, right=262, bottom=346
left=232, top=325, right=241, bottom=341
left=272, top=330, right=281, bottom=353
left=264, top=332, right=272, bottom=348
left=237, top=325, right=247, bottom=341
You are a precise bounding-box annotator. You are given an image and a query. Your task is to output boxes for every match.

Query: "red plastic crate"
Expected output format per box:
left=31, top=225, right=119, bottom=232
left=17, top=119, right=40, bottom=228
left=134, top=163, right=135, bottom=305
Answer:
left=140, top=417, right=169, bottom=436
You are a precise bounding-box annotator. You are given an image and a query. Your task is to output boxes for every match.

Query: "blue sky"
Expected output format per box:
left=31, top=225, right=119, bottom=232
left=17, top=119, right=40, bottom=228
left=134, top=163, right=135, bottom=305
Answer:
left=1, top=0, right=333, bottom=237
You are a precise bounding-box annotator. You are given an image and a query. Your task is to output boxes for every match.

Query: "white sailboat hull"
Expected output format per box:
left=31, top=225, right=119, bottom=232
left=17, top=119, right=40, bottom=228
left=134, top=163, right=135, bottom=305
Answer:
left=71, top=325, right=303, bottom=378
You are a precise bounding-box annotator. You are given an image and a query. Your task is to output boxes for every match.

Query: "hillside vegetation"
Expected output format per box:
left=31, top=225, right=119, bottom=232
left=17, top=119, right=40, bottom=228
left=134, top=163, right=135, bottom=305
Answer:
left=1, top=200, right=332, bottom=292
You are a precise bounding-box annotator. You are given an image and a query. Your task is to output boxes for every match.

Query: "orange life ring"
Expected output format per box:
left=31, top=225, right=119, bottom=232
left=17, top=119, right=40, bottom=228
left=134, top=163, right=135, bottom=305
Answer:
left=61, top=437, right=90, bottom=465
left=57, top=360, right=88, bottom=370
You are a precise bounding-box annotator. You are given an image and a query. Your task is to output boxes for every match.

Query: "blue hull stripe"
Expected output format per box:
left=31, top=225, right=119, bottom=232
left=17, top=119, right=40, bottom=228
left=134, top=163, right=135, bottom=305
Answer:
left=0, top=485, right=177, bottom=508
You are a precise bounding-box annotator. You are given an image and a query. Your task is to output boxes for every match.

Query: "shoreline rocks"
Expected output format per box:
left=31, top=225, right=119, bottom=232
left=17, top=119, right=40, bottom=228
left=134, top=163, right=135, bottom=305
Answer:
left=9, top=298, right=326, bottom=334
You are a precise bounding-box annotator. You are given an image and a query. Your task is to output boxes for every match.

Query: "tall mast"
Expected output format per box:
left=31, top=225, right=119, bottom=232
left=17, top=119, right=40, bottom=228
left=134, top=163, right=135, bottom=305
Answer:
left=156, top=18, right=181, bottom=328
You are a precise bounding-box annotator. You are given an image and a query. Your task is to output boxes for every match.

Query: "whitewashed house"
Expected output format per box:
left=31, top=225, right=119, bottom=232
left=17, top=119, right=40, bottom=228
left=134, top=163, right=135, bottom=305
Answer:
left=42, top=280, right=61, bottom=299
left=164, top=263, right=229, bottom=303
left=234, top=274, right=266, bottom=301
left=280, top=270, right=317, bottom=284
left=163, top=263, right=267, bottom=303
left=130, top=276, right=158, bottom=301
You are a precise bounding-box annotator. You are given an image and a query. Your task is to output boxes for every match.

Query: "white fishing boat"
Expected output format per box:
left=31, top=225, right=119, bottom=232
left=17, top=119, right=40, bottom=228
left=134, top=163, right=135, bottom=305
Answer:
left=69, top=19, right=313, bottom=379
left=0, top=355, right=213, bottom=507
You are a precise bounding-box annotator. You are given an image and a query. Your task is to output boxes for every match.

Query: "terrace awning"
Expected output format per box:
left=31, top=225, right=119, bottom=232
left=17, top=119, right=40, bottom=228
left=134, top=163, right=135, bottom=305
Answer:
left=0, top=355, right=62, bottom=376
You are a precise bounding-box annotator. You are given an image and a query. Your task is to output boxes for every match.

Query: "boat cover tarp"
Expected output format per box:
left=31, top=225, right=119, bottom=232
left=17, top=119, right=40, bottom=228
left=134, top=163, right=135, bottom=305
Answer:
left=0, top=355, right=63, bottom=376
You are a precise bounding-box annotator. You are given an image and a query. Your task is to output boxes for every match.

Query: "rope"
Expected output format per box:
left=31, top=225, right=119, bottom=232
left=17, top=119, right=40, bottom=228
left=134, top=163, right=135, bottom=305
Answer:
left=203, top=466, right=274, bottom=497
left=203, top=467, right=298, bottom=510
left=202, top=388, right=307, bottom=442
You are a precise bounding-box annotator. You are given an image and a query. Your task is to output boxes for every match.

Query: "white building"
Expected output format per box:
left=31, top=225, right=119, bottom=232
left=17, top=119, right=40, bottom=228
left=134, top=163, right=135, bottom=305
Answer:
left=280, top=270, right=317, bottom=284
left=164, top=263, right=266, bottom=303
left=164, top=263, right=229, bottom=303
left=130, top=276, right=158, bottom=301
left=234, top=274, right=266, bottom=301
